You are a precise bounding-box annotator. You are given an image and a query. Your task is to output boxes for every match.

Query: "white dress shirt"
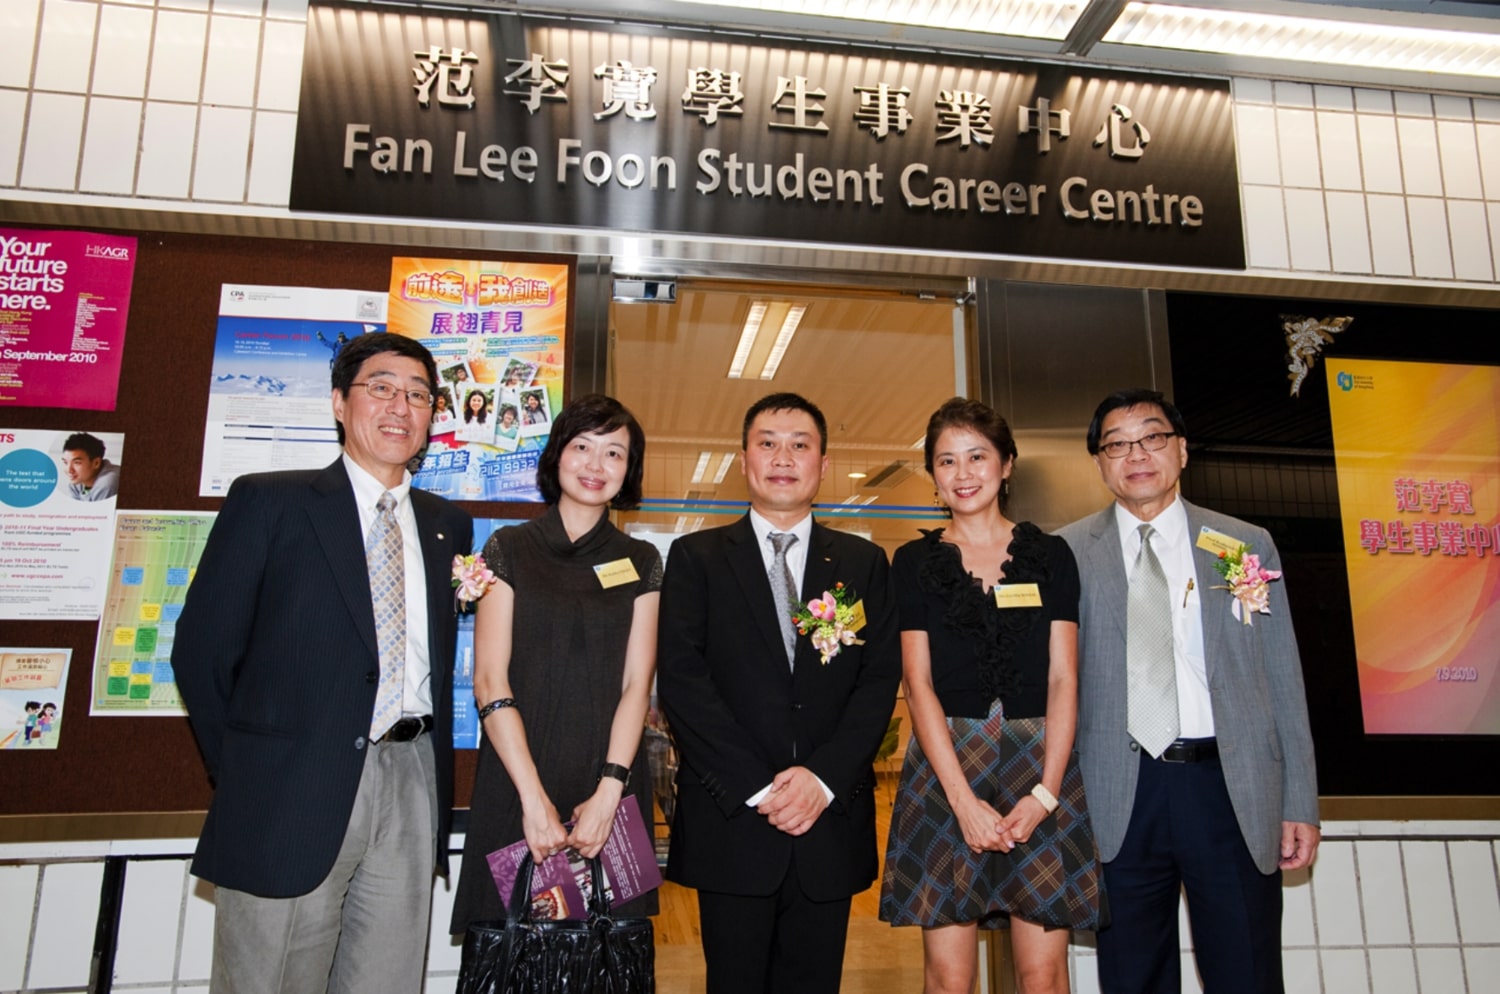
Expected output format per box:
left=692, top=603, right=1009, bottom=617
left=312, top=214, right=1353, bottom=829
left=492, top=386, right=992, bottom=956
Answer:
left=1113, top=494, right=1215, bottom=739
left=345, top=454, right=433, bottom=719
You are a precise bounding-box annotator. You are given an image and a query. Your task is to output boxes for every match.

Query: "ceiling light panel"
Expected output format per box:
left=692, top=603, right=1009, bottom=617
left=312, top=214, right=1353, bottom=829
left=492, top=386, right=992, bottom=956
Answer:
left=1104, top=2, right=1500, bottom=79
left=680, top=0, right=1084, bottom=40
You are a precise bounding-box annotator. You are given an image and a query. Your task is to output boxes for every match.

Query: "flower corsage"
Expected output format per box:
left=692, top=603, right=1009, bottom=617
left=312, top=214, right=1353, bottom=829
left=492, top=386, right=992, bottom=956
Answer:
left=451, top=553, right=496, bottom=611
left=792, top=582, right=866, bottom=664
left=1211, top=544, right=1282, bottom=626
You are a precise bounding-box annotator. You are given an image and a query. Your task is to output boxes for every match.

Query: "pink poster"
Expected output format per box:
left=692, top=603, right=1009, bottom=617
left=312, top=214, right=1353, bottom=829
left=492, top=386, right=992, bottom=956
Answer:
left=0, top=228, right=137, bottom=411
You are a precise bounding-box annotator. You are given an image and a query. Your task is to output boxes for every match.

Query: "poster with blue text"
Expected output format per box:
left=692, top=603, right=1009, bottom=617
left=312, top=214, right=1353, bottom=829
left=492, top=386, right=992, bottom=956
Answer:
left=387, top=258, right=568, bottom=502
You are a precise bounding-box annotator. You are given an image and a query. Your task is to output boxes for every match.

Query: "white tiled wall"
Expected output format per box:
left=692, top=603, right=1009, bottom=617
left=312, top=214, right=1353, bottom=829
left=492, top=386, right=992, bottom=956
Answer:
left=3, top=826, right=1499, bottom=993
left=0, top=0, right=1497, bottom=290
left=1235, top=77, right=1500, bottom=283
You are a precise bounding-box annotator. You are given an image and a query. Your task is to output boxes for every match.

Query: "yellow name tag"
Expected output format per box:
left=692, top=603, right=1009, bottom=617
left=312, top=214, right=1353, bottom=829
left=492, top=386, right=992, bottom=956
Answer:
left=847, top=598, right=867, bottom=633
left=1195, top=527, right=1244, bottom=558
left=994, top=583, right=1042, bottom=608
left=593, top=558, right=640, bottom=589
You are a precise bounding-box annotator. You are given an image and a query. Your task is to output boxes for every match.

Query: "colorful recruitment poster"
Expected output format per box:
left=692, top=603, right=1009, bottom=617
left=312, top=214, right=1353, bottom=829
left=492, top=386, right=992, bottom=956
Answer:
left=0, top=228, right=136, bottom=410
left=0, top=649, right=71, bottom=750
left=1326, top=359, right=1500, bottom=735
left=199, top=285, right=387, bottom=497
left=0, top=429, right=125, bottom=620
left=90, top=511, right=216, bottom=715
left=388, top=258, right=568, bottom=502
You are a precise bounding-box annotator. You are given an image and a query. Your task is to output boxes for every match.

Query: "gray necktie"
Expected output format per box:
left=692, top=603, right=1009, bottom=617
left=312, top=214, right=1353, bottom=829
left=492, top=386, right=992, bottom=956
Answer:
left=367, top=492, right=406, bottom=740
left=1127, top=523, right=1179, bottom=758
left=768, top=532, right=799, bottom=668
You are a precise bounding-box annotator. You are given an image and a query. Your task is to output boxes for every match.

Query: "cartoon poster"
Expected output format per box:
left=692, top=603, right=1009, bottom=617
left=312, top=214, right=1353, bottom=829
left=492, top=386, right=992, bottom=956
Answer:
left=0, top=649, right=71, bottom=749
left=387, top=259, right=568, bottom=502
left=90, top=511, right=216, bottom=715
left=198, top=285, right=387, bottom=497
left=0, top=228, right=137, bottom=411
left=1327, top=359, right=1500, bottom=735
left=0, top=428, right=125, bottom=620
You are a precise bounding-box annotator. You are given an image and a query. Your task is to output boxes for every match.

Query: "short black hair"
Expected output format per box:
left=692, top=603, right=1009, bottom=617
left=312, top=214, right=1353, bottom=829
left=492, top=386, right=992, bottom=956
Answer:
left=1085, top=388, right=1188, bottom=455
left=741, top=392, right=828, bottom=454
left=536, top=394, right=647, bottom=510
left=62, top=432, right=105, bottom=461
left=330, top=333, right=438, bottom=445
left=923, top=397, right=1018, bottom=476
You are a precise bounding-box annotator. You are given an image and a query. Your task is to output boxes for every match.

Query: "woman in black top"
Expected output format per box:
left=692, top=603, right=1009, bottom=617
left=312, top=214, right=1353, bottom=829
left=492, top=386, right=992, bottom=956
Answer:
left=880, top=397, right=1104, bottom=994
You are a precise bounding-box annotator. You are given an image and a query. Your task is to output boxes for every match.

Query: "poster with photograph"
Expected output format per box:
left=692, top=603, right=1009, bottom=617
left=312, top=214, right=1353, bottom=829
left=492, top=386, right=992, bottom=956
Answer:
left=0, top=428, right=125, bottom=620
left=198, top=285, right=387, bottom=497
left=0, top=227, right=136, bottom=411
left=90, top=511, right=216, bottom=715
left=0, top=649, right=71, bottom=749
left=387, top=258, right=568, bottom=502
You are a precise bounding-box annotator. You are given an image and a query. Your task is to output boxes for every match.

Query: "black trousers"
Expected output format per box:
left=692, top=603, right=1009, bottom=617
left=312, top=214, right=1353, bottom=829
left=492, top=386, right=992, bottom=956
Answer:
left=1097, top=750, right=1285, bottom=994
left=696, top=857, right=853, bottom=994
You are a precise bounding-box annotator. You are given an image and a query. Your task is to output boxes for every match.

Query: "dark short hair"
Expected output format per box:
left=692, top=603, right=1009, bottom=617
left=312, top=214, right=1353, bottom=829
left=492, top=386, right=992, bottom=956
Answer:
left=537, top=394, right=647, bottom=510
left=330, top=333, right=439, bottom=445
left=1085, top=388, right=1188, bottom=455
left=741, top=392, right=828, bottom=454
left=62, top=432, right=105, bottom=461
left=923, top=397, right=1018, bottom=476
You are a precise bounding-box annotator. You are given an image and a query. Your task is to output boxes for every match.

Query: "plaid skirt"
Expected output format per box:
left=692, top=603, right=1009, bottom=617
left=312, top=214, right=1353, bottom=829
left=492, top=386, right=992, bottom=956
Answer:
left=879, top=703, right=1107, bottom=930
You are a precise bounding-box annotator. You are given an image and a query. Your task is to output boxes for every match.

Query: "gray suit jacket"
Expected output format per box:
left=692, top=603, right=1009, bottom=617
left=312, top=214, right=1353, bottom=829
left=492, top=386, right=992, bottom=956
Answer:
left=1057, top=498, right=1318, bottom=874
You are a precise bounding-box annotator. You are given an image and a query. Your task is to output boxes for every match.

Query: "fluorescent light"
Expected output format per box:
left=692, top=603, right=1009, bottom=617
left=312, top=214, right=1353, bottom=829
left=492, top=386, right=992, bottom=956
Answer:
left=1105, top=2, right=1500, bottom=79
left=759, top=304, right=806, bottom=380
left=677, top=0, right=1083, bottom=41
left=728, top=300, right=805, bottom=380
left=727, top=301, right=769, bottom=378
left=689, top=450, right=712, bottom=484
left=713, top=453, right=737, bottom=483
left=847, top=471, right=868, bottom=479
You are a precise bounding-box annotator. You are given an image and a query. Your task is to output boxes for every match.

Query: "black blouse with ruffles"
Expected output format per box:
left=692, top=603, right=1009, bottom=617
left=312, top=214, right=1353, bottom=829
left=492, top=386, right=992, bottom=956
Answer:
left=891, top=522, right=1080, bottom=719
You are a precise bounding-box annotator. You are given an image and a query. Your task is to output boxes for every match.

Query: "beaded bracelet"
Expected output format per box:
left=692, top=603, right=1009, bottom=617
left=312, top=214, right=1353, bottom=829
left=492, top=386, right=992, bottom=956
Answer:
left=477, top=697, right=518, bottom=720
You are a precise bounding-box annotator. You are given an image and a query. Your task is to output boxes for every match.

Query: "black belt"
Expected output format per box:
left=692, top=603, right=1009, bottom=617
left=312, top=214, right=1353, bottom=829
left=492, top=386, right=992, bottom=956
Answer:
left=377, top=715, right=433, bottom=743
left=1158, top=737, right=1218, bottom=763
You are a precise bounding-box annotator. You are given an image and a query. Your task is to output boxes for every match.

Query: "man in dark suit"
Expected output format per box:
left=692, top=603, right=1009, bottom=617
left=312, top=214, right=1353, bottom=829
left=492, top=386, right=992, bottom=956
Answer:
left=1057, top=389, right=1319, bottom=994
left=657, top=392, right=901, bottom=994
left=174, top=332, right=472, bottom=993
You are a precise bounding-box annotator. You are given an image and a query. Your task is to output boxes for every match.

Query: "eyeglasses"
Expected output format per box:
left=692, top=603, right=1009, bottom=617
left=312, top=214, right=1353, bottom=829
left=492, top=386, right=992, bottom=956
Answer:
left=351, top=380, right=435, bottom=409
left=1099, top=432, right=1178, bottom=459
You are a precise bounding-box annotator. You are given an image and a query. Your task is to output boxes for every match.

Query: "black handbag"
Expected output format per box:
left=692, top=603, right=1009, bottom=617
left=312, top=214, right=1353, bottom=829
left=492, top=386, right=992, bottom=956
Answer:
left=456, top=853, right=655, bottom=994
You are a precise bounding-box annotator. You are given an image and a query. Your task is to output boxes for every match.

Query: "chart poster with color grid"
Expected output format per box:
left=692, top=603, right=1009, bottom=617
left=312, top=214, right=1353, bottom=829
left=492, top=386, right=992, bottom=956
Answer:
left=1326, top=358, right=1500, bottom=735
left=388, top=258, right=567, bottom=502
left=90, top=511, right=216, bottom=715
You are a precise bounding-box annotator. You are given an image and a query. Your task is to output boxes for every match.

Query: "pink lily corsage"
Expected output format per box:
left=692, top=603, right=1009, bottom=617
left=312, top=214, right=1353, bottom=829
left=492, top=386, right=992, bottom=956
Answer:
left=1211, top=544, right=1282, bottom=626
left=791, top=582, right=866, bottom=664
left=451, top=553, right=496, bottom=611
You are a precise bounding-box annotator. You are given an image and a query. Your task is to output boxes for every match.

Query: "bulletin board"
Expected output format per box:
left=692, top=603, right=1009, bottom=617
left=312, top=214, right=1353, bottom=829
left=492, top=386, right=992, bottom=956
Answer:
left=0, top=227, right=569, bottom=817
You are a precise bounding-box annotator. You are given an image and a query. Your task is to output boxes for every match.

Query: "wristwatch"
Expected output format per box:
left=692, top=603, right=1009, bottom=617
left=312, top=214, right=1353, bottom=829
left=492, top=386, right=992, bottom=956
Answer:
left=598, top=761, right=632, bottom=789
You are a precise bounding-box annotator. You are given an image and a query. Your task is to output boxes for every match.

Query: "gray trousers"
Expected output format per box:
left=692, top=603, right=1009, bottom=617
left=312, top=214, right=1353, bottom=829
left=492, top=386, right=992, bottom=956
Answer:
left=210, top=735, right=439, bottom=994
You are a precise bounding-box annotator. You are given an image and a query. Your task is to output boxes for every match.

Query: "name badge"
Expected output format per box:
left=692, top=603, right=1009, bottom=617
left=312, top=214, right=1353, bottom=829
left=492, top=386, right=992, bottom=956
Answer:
left=847, top=598, right=867, bottom=633
left=593, top=558, right=639, bottom=589
left=994, top=583, right=1042, bottom=608
left=1195, top=527, right=1244, bottom=558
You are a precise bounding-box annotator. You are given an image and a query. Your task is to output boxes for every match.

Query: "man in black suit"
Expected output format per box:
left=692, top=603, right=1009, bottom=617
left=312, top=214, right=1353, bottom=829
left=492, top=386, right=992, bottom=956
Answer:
left=657, top=392, right=901, bottom=994
left=174, top=332, right=472, bottom=993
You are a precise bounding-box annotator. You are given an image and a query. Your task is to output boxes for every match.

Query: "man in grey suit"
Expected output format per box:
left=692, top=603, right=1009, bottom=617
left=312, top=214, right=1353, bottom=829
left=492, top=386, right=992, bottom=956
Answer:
left=1057, top=389, right=1318, bottom=994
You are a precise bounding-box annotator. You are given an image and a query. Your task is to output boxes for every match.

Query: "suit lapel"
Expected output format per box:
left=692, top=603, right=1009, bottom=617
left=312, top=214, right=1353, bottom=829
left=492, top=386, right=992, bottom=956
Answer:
left=1080, top=506, right=1128, bottom=640
left=308, top=460, right=381, bottom=662
left=1184, top=500, right=1229, bottom=686
left=724, top=516, right=792, bottom=671
left=411, top=490, right=453, bottom=652
left=797, top=523, right=841, bottom=669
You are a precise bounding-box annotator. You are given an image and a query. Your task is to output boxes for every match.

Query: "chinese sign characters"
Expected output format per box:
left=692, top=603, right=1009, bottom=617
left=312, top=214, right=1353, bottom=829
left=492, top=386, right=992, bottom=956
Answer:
left=1326, top=358, right=1500, bottom=735
left=291, top=2, right=1244, bottom=268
